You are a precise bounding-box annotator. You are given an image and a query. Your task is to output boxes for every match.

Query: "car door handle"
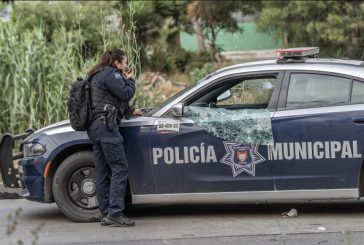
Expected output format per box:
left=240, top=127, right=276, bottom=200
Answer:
left=352, top=117, right=364, bottom=124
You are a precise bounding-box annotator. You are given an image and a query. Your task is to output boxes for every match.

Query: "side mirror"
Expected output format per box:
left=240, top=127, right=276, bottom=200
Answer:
left=217, top=89, right=232, bottom=102
left=171, top=103, right=184, bottom=117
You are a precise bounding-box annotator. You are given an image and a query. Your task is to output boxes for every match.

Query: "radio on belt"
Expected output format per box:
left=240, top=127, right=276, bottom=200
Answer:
left=276, top=47, right=319, bottom=63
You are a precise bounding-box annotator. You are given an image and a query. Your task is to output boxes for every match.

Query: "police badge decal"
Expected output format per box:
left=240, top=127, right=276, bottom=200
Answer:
left=220, top=142, right=266, bottom=177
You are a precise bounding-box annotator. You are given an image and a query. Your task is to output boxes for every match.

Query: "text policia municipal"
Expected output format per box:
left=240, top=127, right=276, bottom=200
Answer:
left=153, top=144, right=217, bottom=165
left=152, top=141, right=362, bottom=165
left=268, top=140, right=362, bottom=160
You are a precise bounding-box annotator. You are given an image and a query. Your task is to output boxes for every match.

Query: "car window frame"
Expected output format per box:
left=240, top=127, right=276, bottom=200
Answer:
left=277, top=71, right=364, bottom=110
left=160, top=71, right=284, bottom=117
left=215, top=77, right=279, bottom=108
left=351, top=80, right=364, bottom=104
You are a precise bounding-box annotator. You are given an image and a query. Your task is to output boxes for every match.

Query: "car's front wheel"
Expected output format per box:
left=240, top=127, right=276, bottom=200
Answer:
left=52, top=151, right=100, bottom=222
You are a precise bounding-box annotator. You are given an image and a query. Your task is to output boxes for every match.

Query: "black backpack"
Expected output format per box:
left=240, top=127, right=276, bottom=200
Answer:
left=67, top=77, right=92, bottom=131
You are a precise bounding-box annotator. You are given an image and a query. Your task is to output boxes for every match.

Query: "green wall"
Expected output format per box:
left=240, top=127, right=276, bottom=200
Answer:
left=180, top=22, right=283, bottom=51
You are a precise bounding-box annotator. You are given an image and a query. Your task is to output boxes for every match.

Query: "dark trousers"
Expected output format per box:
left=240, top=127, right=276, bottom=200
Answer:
left=87, top=119, right=128, bottom=217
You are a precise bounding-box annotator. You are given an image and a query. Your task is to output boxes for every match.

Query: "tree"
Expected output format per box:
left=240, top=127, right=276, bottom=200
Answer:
left=118, top=1, right=190, bottom=48
left=118, top=1, right=190, bottom=66
left=153, top=0, right=190, bottom=48
left=187, top=1, right=260, bottom=62
left=256, top=1, right=364, bottom=60
left=187, top=1, right=206, bottom=52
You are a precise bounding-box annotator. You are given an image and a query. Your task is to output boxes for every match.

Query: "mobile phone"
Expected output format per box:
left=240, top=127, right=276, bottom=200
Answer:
left=125, top=66, right=135, bottom=74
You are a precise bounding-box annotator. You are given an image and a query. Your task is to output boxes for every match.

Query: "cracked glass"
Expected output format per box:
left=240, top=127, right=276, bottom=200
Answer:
left=184, top=106, right=273, bottom=145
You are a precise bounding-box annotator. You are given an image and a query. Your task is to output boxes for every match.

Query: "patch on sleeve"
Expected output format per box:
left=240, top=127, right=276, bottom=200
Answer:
left=113, top=72, right=122, bottom=79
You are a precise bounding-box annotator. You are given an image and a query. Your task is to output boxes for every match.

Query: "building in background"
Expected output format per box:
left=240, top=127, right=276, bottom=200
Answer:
left=180, top=14, right=283, bottom=61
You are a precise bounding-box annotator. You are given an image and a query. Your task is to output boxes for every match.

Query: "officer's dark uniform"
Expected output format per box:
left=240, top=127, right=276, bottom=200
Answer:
left=86, top=67, right=135, bottom=219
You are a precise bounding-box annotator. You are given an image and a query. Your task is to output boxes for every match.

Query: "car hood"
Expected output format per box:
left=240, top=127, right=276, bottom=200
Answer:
left=25, top=120, right=72, bottom=141
left=25, top=116, right=157, bottom=142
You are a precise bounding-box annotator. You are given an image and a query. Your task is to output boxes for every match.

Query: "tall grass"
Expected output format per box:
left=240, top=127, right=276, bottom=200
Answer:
left=116, top=5, right=141, bottom=76
left=0, top=4, right=140, bottom=134
left=0, top=21, right=91, bottom=134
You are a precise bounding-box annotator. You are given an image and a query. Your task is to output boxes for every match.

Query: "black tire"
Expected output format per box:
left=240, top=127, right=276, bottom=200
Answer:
left=52, top=151, right=100, bottom=222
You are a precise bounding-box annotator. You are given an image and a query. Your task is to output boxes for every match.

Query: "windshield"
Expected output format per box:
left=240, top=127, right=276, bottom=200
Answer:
left=145, top=76, right=208, bottom=116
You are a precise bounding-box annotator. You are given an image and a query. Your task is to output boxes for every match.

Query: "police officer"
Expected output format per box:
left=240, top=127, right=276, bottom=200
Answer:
left=86, top=49, right=141, bottom=227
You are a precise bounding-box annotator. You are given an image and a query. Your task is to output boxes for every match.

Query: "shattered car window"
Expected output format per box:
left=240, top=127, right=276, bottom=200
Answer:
left=184, top=106, right=273, bottom=145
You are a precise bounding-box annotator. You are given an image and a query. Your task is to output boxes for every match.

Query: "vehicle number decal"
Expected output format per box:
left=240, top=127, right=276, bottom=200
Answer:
left=157, top=120, right=180, bottom=133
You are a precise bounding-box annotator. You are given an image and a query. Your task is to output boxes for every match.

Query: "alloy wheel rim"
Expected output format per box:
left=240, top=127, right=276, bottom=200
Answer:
left=68, top=166, right=98, bottom=210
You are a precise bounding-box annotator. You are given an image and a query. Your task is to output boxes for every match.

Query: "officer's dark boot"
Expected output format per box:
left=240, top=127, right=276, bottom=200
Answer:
left=105, top=213, right=135, bottom=227
left=101, top=214, right=111, bottom=226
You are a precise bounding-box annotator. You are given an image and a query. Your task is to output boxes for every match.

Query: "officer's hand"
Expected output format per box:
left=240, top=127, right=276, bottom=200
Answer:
left=123, top=67, right=136, bottom=80
left=133, top=108, right=143, bottom=116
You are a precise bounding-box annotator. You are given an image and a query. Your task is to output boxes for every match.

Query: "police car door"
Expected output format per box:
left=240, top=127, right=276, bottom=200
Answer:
left=272, top=72, right=364, bottom=192
left=150, top=72, right=283, bottom=194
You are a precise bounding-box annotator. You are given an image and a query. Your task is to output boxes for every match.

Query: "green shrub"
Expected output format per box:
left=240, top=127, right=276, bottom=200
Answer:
left=185, top=51, right=211, bottom=73
left=148, top=49, right=174, bottom=74
left=134, top=83, right=165, bottom=108
left=172, top=48, right=192, bottom=72
left=148, top=48, right=210, bottom=75
left=189, top=63, right=213, bottom=83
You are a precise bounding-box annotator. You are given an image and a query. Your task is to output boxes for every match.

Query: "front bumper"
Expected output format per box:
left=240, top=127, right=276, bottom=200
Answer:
left=0, top=130, right=34, bottom=188
left=0, top=130, right=45, bottom=202
left=18, top=157, right=46, bottom=202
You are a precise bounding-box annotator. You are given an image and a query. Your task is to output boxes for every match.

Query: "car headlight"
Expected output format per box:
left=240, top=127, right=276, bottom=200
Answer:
left=23, top=143, right=46, bottom=157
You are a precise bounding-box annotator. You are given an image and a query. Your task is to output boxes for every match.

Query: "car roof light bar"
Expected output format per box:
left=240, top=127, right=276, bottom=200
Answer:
left=276, top=47, right=319, bottom=63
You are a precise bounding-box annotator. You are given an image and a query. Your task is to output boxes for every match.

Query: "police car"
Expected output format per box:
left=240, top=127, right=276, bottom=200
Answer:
left=1, top=47, right=364, bottom=222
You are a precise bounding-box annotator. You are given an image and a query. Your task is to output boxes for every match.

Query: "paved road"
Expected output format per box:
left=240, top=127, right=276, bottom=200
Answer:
left=1, top=199, right=364, bottom=245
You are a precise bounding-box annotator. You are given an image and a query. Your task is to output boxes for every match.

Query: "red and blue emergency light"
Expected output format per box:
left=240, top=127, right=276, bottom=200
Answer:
left=276, top=47, right=319, bottom=63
